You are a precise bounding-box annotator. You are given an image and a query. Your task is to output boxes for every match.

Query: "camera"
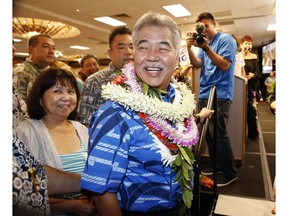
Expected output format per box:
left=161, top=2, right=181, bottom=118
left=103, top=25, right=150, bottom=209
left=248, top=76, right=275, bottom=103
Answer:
left=193, top=22, right=206, bottom=46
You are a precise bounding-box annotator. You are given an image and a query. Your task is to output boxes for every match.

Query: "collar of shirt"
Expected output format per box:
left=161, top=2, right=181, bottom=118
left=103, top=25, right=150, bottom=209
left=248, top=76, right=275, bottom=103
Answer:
left=161, top=83, right=175, bottom=103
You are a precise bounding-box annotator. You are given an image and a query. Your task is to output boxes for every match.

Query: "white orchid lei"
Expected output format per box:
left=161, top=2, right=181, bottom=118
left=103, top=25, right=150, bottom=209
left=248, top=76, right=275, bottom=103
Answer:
left=102, top=63, right=199, bottom=211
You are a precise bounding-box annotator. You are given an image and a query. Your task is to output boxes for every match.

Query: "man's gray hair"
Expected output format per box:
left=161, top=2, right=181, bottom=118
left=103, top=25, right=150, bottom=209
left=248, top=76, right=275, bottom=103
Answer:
left=132, top=12, right=181, bottom=53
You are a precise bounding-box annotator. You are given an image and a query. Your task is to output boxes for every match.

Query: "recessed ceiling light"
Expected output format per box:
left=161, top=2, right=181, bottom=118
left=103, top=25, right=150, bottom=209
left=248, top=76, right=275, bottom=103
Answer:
left=13, top=38, right=22, bottom=42
left=69, top=45, right=90, bottom=50
left=267, top=24, right=276, bottom=31
left=15, top=52, right=29, bottom=57
left=94, top=16, right=127, bottom=26
left=163, top=4, right=191, bottom=17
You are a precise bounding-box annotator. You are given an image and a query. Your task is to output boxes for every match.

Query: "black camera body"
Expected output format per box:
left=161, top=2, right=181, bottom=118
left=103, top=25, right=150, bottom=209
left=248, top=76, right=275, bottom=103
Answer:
left=193, top=22, right=206, bottom=46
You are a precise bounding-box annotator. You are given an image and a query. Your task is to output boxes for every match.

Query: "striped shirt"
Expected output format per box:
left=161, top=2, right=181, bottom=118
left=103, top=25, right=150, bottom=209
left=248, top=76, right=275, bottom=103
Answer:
left=59, top=140, right=87, bottom=175
left=80, top=84, right=187, bottom=212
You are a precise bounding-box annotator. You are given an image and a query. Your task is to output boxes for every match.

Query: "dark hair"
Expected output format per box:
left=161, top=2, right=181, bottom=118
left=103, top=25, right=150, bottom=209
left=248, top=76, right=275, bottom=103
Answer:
left=80, top=54, right=99, bottom=67
left=196, top=12, right=215, bottom=23
left=78, top=71, right=88, bottom=82
left=26, top=67, right=80, bottom=120
left=240, top=35, right=253, bottom=44
left=28, top=34, right=52, bottom=47
left=109, top=26, right=132, bottom=48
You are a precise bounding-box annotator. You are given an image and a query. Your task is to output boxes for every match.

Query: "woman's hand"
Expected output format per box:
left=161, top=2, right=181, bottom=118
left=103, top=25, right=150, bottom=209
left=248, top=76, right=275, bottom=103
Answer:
left=50, top=197, right=97, bottom=216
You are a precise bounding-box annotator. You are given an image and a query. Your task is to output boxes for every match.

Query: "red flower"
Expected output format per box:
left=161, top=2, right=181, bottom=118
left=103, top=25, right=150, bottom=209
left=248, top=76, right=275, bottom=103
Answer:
left=112, top=75, right=125, bottom=84
left=138, top=112, right=148, bottom=118
left=200, top=175, right=214, bottom=189
left=137, top=112, right=179, bottom=152
left=166, top=143, right=178, bottom=151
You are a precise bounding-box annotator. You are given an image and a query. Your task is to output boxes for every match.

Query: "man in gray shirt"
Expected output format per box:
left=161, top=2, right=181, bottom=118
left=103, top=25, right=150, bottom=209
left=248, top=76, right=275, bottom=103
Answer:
left=77, top=26, right=133, bottom=126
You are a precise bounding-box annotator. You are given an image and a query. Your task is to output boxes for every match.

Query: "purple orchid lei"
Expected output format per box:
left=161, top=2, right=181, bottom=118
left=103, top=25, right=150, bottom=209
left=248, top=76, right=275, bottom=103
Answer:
left=104, top=62, right=201, bottom=210
left=120, top=63, right=199, bottom=148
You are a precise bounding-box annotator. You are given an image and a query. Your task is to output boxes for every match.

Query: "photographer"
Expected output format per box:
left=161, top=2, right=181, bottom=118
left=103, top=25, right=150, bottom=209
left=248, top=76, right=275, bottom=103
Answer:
left=186, top=12, right=238, bottom=187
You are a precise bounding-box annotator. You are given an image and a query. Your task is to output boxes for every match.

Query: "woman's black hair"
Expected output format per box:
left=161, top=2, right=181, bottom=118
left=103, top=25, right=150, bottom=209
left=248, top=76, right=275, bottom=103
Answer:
left=26, top=67, right=80, bottom=120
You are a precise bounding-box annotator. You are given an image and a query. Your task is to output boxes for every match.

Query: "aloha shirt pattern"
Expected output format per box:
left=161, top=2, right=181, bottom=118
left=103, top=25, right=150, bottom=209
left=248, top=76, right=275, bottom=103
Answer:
left=80, top=85, right=184, bottom=212
left=13, top=131, right=50, bottom=215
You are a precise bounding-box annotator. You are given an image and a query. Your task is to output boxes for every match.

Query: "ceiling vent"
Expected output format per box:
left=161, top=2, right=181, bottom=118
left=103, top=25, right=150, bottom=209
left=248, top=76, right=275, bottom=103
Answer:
left=111, top=13, right=131, bottom=19
left=218, top=20, right=235, bottom=26
left=214, top=11, right=232, bottom=17
left=87, top=37, right=108, bottom=44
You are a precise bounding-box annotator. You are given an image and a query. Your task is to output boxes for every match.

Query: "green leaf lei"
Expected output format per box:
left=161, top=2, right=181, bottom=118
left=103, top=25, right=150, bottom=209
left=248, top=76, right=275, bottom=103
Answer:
left=107, top=64, right=198, bottom=215
left=172, top=145, right=195, bottom=215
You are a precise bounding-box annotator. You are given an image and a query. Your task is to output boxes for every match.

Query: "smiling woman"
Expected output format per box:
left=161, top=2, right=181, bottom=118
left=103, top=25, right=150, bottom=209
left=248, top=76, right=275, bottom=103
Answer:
left=14, top=67, right=96, bottom=216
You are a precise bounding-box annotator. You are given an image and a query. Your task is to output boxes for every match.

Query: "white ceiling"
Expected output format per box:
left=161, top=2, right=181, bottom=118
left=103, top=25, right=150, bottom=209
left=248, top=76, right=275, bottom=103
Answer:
left=13, top=0, right=276, bottom=60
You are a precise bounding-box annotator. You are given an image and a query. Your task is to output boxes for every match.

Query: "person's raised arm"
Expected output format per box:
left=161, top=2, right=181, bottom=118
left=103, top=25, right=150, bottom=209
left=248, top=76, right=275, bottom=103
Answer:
left=204, top=46, right=232, bottom=71
left=186, top=33, right=232, bottom=71
left=186, top=33, right=202, bottom=68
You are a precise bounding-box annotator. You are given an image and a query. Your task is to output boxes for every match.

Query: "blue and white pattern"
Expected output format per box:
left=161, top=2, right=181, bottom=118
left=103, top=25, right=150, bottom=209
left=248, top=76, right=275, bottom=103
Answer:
left=13, top=131, right=50, bottom=215
left=80, top=87, right=183, bottom=212
left=59, top=140, right=87, bottom=175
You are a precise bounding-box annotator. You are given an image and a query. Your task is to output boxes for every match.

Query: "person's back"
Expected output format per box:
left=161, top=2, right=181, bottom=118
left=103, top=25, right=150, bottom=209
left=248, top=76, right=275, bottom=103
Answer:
left=77, top=26, right=133, bottom=126
left=13, top=34, right=56, bottom=101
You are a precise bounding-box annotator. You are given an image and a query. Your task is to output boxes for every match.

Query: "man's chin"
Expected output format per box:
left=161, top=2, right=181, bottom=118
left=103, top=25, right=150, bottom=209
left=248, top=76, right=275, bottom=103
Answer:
left=123, top=59, right=133, bottom=64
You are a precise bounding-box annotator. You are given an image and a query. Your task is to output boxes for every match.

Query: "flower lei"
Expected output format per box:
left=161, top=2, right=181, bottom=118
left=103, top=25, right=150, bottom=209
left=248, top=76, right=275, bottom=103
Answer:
left=102, top=63, right=199, bottom=212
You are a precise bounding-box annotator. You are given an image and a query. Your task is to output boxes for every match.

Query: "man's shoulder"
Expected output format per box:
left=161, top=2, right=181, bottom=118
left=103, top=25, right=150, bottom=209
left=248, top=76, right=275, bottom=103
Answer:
left=87, top=67, right=112, bottom=79
left=216, top=32, right=234, bottom=43
left=85, top=66, right=115, bottom=85
left=13, top=60, right=36, bottom=76
left=13, top=61, right=27, bottom=73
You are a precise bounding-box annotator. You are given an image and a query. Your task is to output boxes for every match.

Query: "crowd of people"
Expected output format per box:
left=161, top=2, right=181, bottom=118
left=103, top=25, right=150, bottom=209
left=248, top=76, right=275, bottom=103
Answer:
left=11, top=10, right=273, bottom=216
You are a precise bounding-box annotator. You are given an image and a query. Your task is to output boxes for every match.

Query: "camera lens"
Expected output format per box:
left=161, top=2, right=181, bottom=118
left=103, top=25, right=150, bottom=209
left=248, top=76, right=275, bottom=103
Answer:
left=196, top=36, right=205, bottom=46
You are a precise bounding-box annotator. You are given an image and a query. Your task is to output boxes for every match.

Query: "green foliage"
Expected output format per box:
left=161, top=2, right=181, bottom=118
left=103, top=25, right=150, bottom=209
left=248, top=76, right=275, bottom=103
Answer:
left=171, top=145, right=195, bottom=215
left=140, top=80, right=168, bottom=100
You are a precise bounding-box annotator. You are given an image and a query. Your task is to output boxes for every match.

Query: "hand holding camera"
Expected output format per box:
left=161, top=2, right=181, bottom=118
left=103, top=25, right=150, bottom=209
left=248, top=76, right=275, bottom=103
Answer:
left=193, top=22, right=207, bottom=46
left=186, top=22, right=207, bottom=49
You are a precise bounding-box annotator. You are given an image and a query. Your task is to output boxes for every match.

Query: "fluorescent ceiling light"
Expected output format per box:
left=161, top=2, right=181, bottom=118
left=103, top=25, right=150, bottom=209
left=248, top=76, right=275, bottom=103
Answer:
left=267, top=24, right=276, bottom=31
left=13, top=38, right=22, bottom=42
left=94, top=16, right=127, bottom=26
left=15, top=52, right=29, bottom=57
left=69, top=45, right=90, bottom=50
left=163, top=4, right=191, bottom=17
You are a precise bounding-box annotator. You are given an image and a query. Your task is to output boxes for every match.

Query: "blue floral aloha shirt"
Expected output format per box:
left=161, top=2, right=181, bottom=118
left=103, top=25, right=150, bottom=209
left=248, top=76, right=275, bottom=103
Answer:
left=80, top=84, right=184, bottom=212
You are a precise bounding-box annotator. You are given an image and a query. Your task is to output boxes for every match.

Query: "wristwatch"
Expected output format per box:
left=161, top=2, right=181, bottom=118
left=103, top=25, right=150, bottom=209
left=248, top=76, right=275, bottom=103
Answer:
left=202, top=46, right=210, bottom=52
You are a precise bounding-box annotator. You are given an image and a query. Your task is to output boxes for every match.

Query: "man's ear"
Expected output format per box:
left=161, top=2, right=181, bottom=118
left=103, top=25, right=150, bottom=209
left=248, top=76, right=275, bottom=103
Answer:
left=108, top=48, right=112, bottom=59
left=28, top=46, right=33, bottom=55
